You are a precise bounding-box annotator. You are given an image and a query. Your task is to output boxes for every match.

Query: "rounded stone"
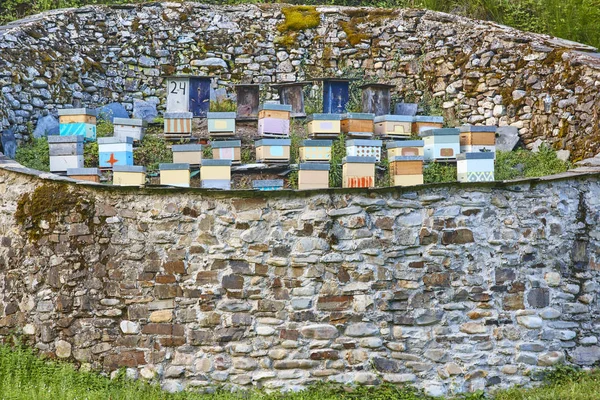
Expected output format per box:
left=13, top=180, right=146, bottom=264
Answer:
left=55, top=340, right=72, bottom=359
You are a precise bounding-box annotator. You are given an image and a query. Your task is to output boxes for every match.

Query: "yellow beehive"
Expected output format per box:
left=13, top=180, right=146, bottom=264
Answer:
left=342, top=156, right=376, bottom=188
left=113, top=166, right=146, bottom=186
left=298, top=163, right=330, bottom=190
left=160, top=163, right=191, bottom=188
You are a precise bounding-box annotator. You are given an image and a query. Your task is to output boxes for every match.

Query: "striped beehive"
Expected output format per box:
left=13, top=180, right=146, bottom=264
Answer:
left=58, top=108, right=97, bottom=142
left=212, top=140, right=241, bottom=164
left=207, top=112, right=236, bottom=137
left=258, top=104, right=292, bottom=137
left=67, top=168, right=102, bottom=183
left=374, top=115, right=413, bottom=138
left=98, top=137, right=134, bottom=169
left=458, top=125, right=497, bottom=155
left=48, top=135, right=84, bottom=173
left=298, top=163, right=330, bottom=190
left=307, top=114, right=343, bottom=138
left=413, top=115, right=444, bottom=134
left=252, top=179, right=284, bottom=191
left=172, top=144, right=202, bottom=166
left=299, top=140, right=332, bottom=162
left=346, top=139, right=383, bottom=162
left=201, top=159, right=232, bottom=190
left=420, top=128, right=460, bottom=161
left=114, top=118, right=146, bottom=142
left=342, top=156, right=376, bottom=188
left=164, top=112, right=193, bottom=138
left=386, top=140, right=424, bottom=159
left=389, top=156, right=424, bottom=187
left=160, top=163, right=191, bottom=188
left=113, top=165, right=146, bottom=186
left=255, top=139, right=291, bottom=163
left=341, top=113, right=375, bottom=138
left=457, top=152, right=495, bottom=182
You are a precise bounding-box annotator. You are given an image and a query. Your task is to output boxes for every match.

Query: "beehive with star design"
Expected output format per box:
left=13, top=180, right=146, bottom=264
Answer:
left=98, top=137, right=133, bottom=169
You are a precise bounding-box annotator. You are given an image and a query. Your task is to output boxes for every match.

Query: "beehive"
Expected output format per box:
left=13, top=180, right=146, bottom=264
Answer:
left=318, top=78, right=351, bottom=114
left=306, top=114, right=343, bottom=138
left=235, top=84, right=260, bottom=120
left=299, top=140, right=332, bottom=162
left=274, top=82, right=311, bottom=118
left=113, top=165, right=146, bottom=186
left=48, top=135, right=84, bottom=173
left=389, top=156, right=424, bottom=187
left=212, top=140, right=241, bottom=164
left=420, top=128, right=460, bottom=161
left=164, top=112, right=193, bottom=138
left=298, top=163, right=330, bottom=190
left=98, top=137, right=133, bottom=169
left=342, top=156, right=376, bottom=188
left=201, top=159, right=232, bottom=189
left=67, top=168, right=102, bottom=183
left=458, top=125, right=497, bottom=154
left=252, top=179, right=284, bottom=191
left=165, top=75, right=211, bottom=117
left=386, top=140, right=424, bottom=159
left=113, top=118, right=146, bottom=142
left=207, top=112, right=236, bottom=137
left=258, top=104, right=292, bottom=137
left=457, top=152, right=495, bottom=182
left=346, top=139, right=383, bottom=162
left=341, top=113, right=375, bottom=138
left=160, top=163, right=191, bottom=188
left=413, top=115, right=444, bottom=134
left=255, top=139, right=291, bottom=163
left=58, top=108, right=97, bottom=142
left=172, top=144, right=202, bottom=166
left=374, top=115, right=414, bottom=138
left=360, top=83, right=394, bottom=116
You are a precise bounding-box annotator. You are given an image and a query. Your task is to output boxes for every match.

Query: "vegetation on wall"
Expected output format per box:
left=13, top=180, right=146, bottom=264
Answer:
left=14, top=137, right=50, bottom=172
left=133, top=134, right=172, bottom=173
left=494, top=144, right=570, bottom=181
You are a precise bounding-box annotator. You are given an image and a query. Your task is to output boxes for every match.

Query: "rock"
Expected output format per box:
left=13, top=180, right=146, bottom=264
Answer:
left=527, top=288, right=549, bottom=308
left=495, top=126, right=520, bottom=152
left=300, top=324, right=338, bottom=339
left=570, top=346, right=600, bottom=366
left=556, top=150, right=570, bottom=162
left=191, top=58, right=228, bottom=68
left=120, top=320, right=140, bottom=334
left=517, top=316, right=543, bottom=329
left=345, top=323, right=378, bottom=337
left=98, top=103, right=129, bottom=122
left=531, top=138, right=545, bottom=152
left=23, top=324, right=36, bottom=335
left=1, top=128, right=16, bottom=159
left=133, top=99, right=158, bottom=122
left=55, top=340, right=72, bottom=358
left=33, top=115, right=59, bottom=138
left=544, top=272, right=561, bottom=287
left=149, top=310, right=172, bottom=323
left=460, top=323, right=487, bottom=334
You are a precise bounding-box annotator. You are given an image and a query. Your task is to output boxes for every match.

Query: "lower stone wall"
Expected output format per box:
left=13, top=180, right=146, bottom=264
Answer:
left=0, top=165, right=599, bottom=396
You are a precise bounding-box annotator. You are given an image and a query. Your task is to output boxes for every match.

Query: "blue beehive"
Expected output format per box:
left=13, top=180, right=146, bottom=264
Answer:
left=207, top=112, right=236, bottom=136
left=98, top=137, right=134, bottom=168
left=320, top=78, right=351, bottom=114
left=165, top=75, right=211, bottom=118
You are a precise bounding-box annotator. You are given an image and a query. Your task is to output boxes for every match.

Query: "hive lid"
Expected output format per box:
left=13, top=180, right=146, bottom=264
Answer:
left=343, top=113, right=375, bottom=120
left=160, top=163, right=190, bottom=170
left=48, top=135, right=84, bottom=143
left=57, top=108, right=97, bottom=117
left=252, top=179, right=284, bottom=188
left=211, top=140, right=241, bottom=148
left=207, top=112, right=236, bottom=119
left=374, top=115, right=414, bottom=123
left=457, top=125, right=498, bottom=133
left=201, top=159, right=232, bottom=166
left=172, top=144, right=202, bottom=152
left=259, top=103, right=292, bottom=112
left=301, top=140, right=333, bottom=147
left=414, top=115, right=444, bottom=123
left=386, top=140, right=424, bottom=149
left=113, top=117, right=146, bottom=127
left=419, top=128, right=460, bottom=138
left=67, top=168, right=101, bottom=176
left=299, top=163, right=330, bottom=171
left=255, top=139, right=291, bottom=146
left=113, top=165, right=146, bottom=173
left=456, top=152, right=496, bottom=160
left=343, top=156, right=377, bottom=164
left=390, top=155, right=424, bottom=162
left=346, top=139, right=383, bottom=147
left=164, top=112, right=193, bottom=119
left=98, top=137, right=134, bottom=145
left=306, top=113, right=344, bottom=121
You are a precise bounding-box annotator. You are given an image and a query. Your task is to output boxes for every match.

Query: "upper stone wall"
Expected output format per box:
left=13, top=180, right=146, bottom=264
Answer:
left=0, top=3, right=599, bottom=160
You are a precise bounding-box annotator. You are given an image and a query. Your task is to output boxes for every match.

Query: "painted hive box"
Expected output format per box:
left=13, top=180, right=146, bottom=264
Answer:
left=67, top=168, right=102, bottom=183
left=299, top=140, right=332, bottom=162
left=113, top=118, right=147, bottom=142
left=58, top=108, right=97, bottom=141
left=172, top=144, right=202, bottom=166
left=341, top=113, right=375, bottom=137
left=165, top=76, right=210, bottom=118
left=306, top=114, right=343, bottom=137
left=113, top=165, right=146, bottom=186
left=255, top=139, right=291, bottom=163
left=201, top=159, right=232, bottom=189
left=374, top=115, right=413, bottom=137
left=458, top=125, right=497, bottom=154
left=389, top=156, right=424, bottom=187
left=164, top=112, right=193, bottom=136
left=98, top=137, right=134, bottom=169
left=342, top=156, right=376, bottom=188
left=258, top=103, right=292, bottom=120
left=457, top=152, right=495, bottom=182
left=252, top=179, right=284, bottom=191
left=413, top=115, right=444, bottom=134
left=420, top=128, right=460, bottom=161
left=258, top=118, right=290, bottom=137
left=48, top=135, right=84, bottom=173
left=160, top=163, right=191, bottom=188
left=212, top=140, right=241, bottom=163
left=346, top=139, right=383, bottom=162
left=298, top=163, right=330, bottom=190
left=387, top=140, right=424, bottom=159
left=207, top=112, right=236, bottom=136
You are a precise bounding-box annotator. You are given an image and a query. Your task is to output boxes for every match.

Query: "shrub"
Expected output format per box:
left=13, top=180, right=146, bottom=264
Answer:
left=495, top=144, right=570, bottom=181
left=133, top=135, right=172, bottom=172
left=423, top=162, right=457, bottom=183
left=15, top=137, right=49, bottom=172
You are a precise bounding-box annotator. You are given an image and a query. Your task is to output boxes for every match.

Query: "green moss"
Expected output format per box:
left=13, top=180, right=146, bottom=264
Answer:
left=131, top=17, right=140, bottom=32
left=542, top=48, right=567, bottom=66
left=277, top=6, right=320, bottom=33
left=340, top=21, right=369, bottom=46
left=274, top=32, right=298, bottom=49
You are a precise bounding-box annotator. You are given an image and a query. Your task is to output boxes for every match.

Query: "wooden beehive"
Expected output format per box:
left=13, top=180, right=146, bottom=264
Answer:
left=306, top=114, right=343, bottom=138
left=274, top=82, right=311, bottom=118
left=341, top=113, right=375, bottom=138
left=164, top=112, right=193, bottom=138
left=258, top=104, right=292, bottom=137
left=201, top=159, right=232, bottom=189
left=252, top=179, right=284, bottom=191
left=374, top=115, right=414, bottom=138
left=346, top=139, right=383, bottom=162
left=172, top=144, right=202, bottom=166
left=389, top=156, right=424, bottom=187
left=160, top=163, right=191, bottom=188
left=212, top=140, right=241, bottom=164
left=458, top=125, right=497, bottom=154
left=113, top=118, right=146, bottom=142
left=67, top=168, right=102, bottom=183
left=413, top=115, right=444, bottom=134
left=457, top=152, right=495, bottom=182
left=360, top=83, right=394, bottom=116
left=318, top=78, right=351, bottom=114
left=298, top=163, right=330, bottom=190
left=207, top=112, right=236, bottom=137
left=299, top=140, right=332, bottom=162
left=420, top=128, right=460, bottom=161
left=98, top=137, right=133, bottom=169
left=235, top=84, right=260, bottom=120
left=255, top=139, right=291, bottom=163
left=58, top=108, right=97, bottom=142
left=165, top=75, right=211, bottom=117
left=113, top=165, right=146, bottom=186
left=48, top=135, right=84, bottom=173
left=342, top=156, right=376, bottom=188
left=258, top=103, right=292, bottom=120
left=386, top=140, right=424, bottom=159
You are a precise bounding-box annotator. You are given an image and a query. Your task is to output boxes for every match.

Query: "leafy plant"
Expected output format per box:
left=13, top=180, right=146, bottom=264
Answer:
left=210, top=100, right=237, bottom=112
left=423, top=161, right=457, bottom=183
left=329, top=134, right=346, bottom=187
left=14, top=137, right=49, bottom=172
left=133, top=134, right=172, bottom=172
left=495, top=144, right=570, bottom=181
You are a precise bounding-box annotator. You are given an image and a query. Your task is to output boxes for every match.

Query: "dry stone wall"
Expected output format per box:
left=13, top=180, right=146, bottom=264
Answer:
left=0, top=161, right=599, bottom=396
left=0, top=3, right=599, bottom=160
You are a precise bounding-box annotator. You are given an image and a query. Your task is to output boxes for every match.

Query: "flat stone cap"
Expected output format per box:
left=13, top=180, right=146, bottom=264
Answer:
left=343, top=113, right=375, bottom=120
left=201, top=159, right=232, bottom=167
left=343, top=156, right=377, bottom=164
left=159, top=163, right=190, bottom=170
left=113, top=165, right=146, bottom=173
left=255, top=139, right=291, bottom=146
left=98, top=137, right=134, bottom=145
left=307, top=113, right=344, bottom=121
left=67, top=168, right=101, bottom=176
left=58, top=108, right=96, bottom=117
left=113, top=117, right=146, bottom=127
left=458, top=125, right=498, bottom=133
left=414, top=115, right=444, bottom=123
left=456, top=152, right=496, bottom=160
left=164, top=112, right=193, bottom=119
left=374, top=115, right=413, bottom=123
left=346, top=139, right=383, bottom=147
left=48, top=135, right=84, bottom=143
left=172, top=144, right=202, bottom=152
left=390, top=155, right=424, bottom=162
left=259, top=103, right=292, bottom=112
left=252, top=179, right=284, bottom=188
left=299, top=163, right=330, bottom=171
left=387, top=140, right=424, bottom=148
left=301, top=140, right=333, bottom=147
left=420, top=128, right=460, bottom=137
left=207, top=112, right=236, bottom=119
left=211, top=140, right=241, bottom=148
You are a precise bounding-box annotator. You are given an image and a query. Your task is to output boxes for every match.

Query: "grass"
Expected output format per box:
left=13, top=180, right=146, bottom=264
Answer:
left=494, top=144, right=570, bottom=181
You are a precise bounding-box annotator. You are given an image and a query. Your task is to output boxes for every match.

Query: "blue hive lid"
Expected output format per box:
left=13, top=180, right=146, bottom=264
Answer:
left=389, top=156, right=424, bottom=162
left=374, top=115, right=414, bottom=123
left=344, top=113, right=375, bottom=120
left=387, top=140, right=424, bottom=149
left=58, top=108, right=97, bottom=117
left=113, top=117, right=146, bottom=127
left=67, top=168, right=101, bottom=176
left=346, top=139, right=383, bottom=147
left=456, top=152, right=495, bottom=160
left=307, top=114, right=344, bottom=121
left=164, top=112, right=193, bottom=119
left=252, top=179, right=284, bottom=188
left=414, top=115, right=444, bottom=123
left=342, top=156, right=377, bottom=164
left=207, top=112, right=236, bottom=119
left=201, top=159, right=232, bottom=166
left=255, top=139, right=291, bottom=146
left=259, top=103, right=292, bottom=112
left=211, top=140, right=241, bottom=148
left=299, top=163, right=330, bottom=171
left=301, top=140, right=333, bottom=147
left=457, top=125, right=497, bottom=133
left=172, top=144, right=202, bottom=152
left=160, top=163, right=190, bottom=170
left=419, top=128, right=459, bottom=138
left=113, top=165, right=146, bottom=173
left=98, top=137, right=134, bottom=145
